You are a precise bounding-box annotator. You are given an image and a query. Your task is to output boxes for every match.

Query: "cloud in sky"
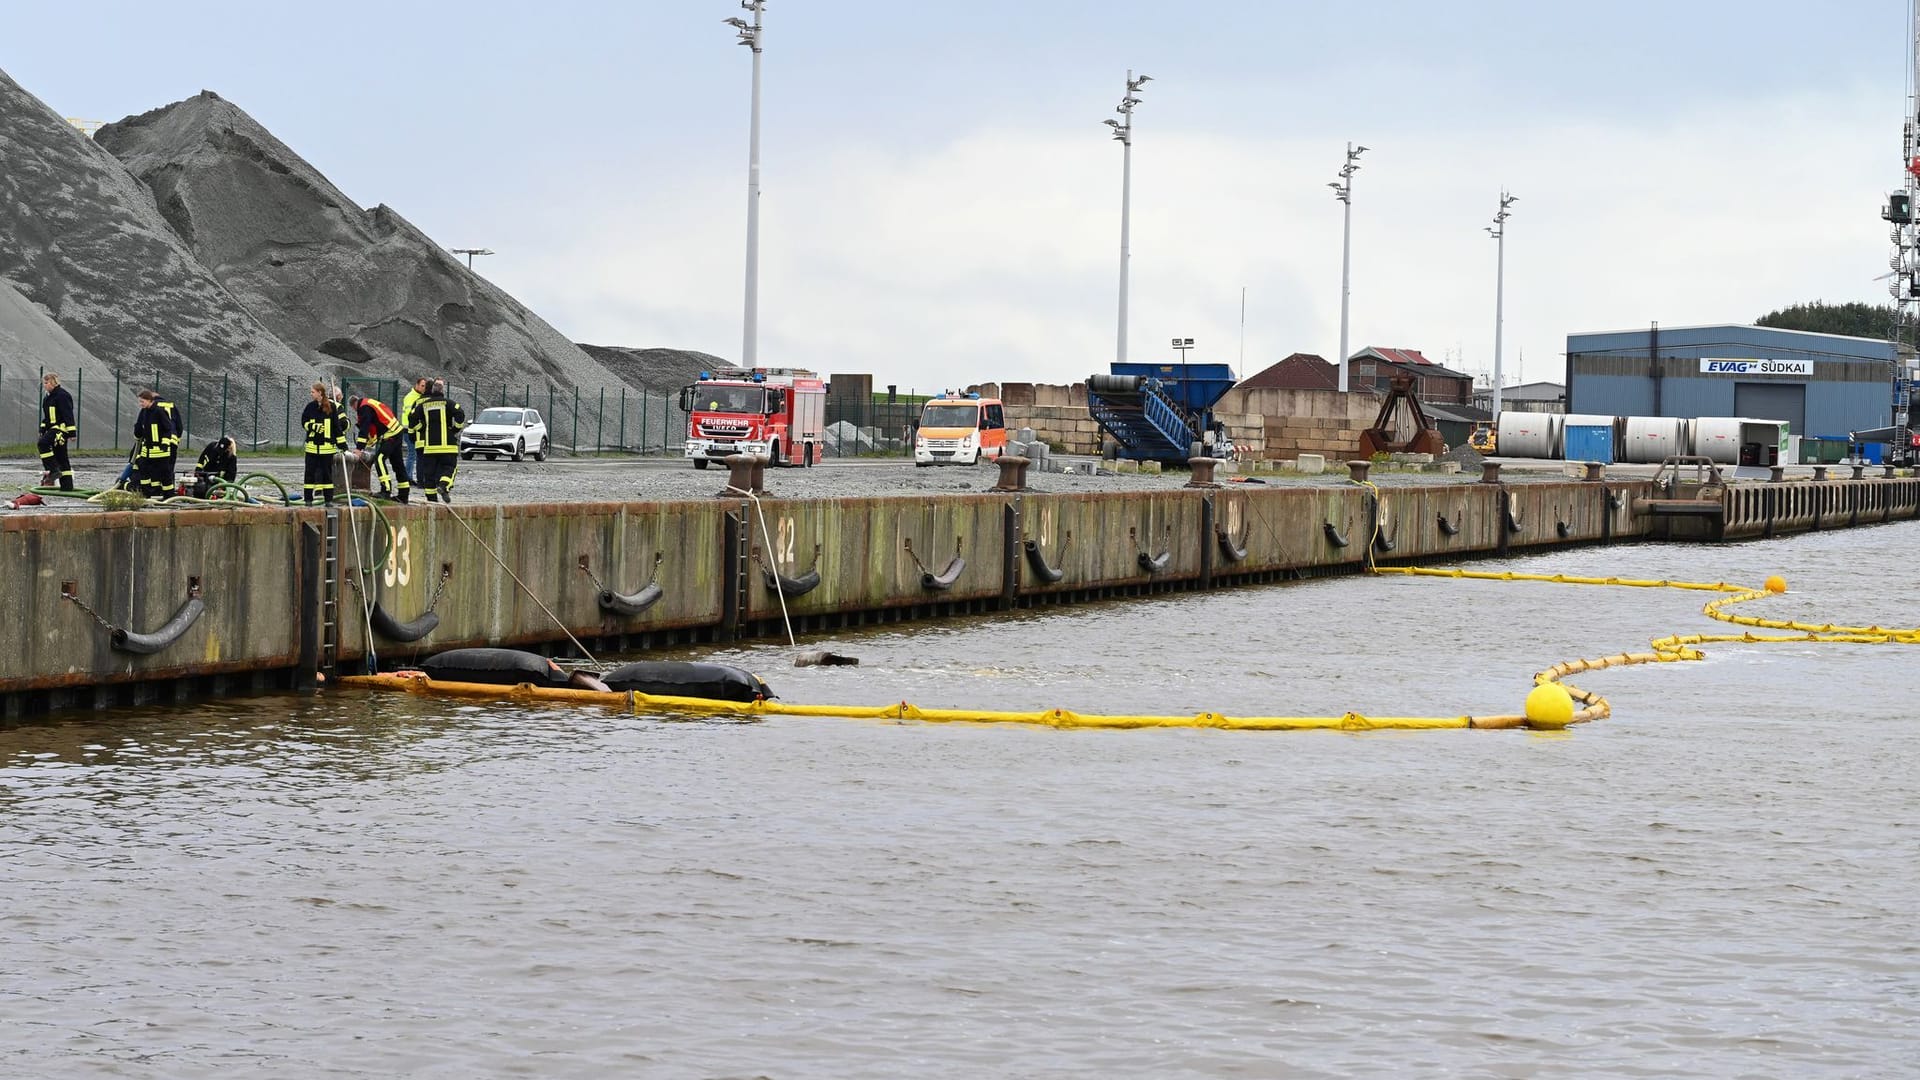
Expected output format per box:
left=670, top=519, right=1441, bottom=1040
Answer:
left=2, top=0, right=1907, bottom=390
left=506, top=82, right=1890, bottom=390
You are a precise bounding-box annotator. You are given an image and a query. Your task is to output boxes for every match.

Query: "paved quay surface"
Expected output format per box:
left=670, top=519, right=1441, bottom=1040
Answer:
left=0, top=451, right=1719, bottom=512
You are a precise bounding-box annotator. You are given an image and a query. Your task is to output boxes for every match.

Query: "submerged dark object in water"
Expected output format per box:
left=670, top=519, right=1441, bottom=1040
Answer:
left=601, top=661, right=773, bottom=702
left=419, top=648, right=571, bottom=688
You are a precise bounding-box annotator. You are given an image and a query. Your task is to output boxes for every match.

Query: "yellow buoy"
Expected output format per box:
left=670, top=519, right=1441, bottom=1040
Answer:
left=1524, top=682, right=1575, bottom=729
left=1764, top=575, right=1787, bottom=594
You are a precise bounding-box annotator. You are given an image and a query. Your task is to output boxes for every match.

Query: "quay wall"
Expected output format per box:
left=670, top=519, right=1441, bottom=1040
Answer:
left=5, top=475, right=1918, bottom=716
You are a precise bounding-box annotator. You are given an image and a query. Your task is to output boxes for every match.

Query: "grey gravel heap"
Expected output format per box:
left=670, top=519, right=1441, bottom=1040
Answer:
left=94, top=90, right=632, bottom=392
left=0, top=69, right=309, bottom=441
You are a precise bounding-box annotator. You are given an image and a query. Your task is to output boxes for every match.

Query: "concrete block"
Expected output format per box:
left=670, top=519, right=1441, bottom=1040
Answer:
left=1295, top=453, right=1326, bottom=475
left=1139, top=460, right=1162, bottom=474
left=1115, top=459, right=1140, bottom=474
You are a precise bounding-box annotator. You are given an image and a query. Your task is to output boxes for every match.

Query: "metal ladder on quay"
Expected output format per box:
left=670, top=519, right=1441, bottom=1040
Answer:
left=320, top=506, right=340, bottom=677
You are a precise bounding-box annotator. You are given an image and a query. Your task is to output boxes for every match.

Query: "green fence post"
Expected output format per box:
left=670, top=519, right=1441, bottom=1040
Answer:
left=284, top=376, right=293, bottom=448
left=571, top=386, right=579, bottom=453
left=595, top=387, right=605, bottom=456
left=114, top=371, right=121, bottom=450
left=184, top=370, right=194, bottom=446
left=252, top=374, right=259, bottom=450
left=74, top=370, right=83, bottom=447
left=618, top=387, right=626, bottom=452
left=220, top=374, right=229, bottom=441
left=548, top=386, right=556, bottom=435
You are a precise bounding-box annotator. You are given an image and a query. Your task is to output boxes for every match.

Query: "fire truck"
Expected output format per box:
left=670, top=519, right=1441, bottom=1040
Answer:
left=678, top=366, right=827, bottom=469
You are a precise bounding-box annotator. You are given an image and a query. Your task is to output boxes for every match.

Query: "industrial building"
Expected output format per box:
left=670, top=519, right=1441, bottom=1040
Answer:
left=1564, top=324, right=1895, bottom=440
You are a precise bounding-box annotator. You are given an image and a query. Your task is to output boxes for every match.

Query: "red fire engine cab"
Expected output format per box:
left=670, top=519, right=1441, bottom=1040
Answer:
left=678, top=366, right=827, bottom=469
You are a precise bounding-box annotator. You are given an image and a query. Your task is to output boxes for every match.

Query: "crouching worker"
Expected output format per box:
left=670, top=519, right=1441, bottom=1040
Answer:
left=300, top=381, right=349, bottom=505
left=350, top=392, right=410, bottom=502
left=191, top=437, right=238, bottom=499
left=407, top=379, right=465, bottom=503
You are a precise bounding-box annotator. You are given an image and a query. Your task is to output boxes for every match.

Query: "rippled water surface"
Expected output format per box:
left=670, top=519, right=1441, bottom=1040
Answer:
left=4, top=526, right=1917, bottom=1078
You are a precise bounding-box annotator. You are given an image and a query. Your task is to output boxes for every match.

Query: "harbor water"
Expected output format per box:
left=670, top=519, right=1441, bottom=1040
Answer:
left=2, top=524, right=1916, bottom=1078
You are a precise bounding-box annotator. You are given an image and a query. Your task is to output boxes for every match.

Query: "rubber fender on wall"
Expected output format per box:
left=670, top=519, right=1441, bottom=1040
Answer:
left=1022, top=539, right=1065, bottom=583
left=370, top=601, right=439, bottom=642
left=599, top=582, right=664, bottom=616
left=761, top=566, right=821, bottom=598
left=922, top=556, right=966, bottom=590
left=111, top=596, right=205, bottom=654
left=1215, top=528, right=1247, bottom=563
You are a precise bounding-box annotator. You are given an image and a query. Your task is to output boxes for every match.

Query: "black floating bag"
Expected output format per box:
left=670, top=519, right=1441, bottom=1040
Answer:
left=420, top=648, right=571, bottom=688
left=600, top=661, right=774, bottom=702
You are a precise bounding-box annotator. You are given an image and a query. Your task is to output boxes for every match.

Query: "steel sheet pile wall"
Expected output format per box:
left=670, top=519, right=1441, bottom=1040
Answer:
left=1721, top=477, right=1920, bottom=539
left=334, top=501, right=729, bottom=666
left=0, top=507, right=305, bottom=704
left=0, top=476, right=1839, bottom=717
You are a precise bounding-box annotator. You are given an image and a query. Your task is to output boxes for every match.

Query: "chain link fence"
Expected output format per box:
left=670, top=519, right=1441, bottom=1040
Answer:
left=0, top=366, right=691, bottom=456
left=2, top=364, right=948, bottom=460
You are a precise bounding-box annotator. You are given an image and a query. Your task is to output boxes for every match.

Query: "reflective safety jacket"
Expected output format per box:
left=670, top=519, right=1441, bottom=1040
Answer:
left=407, top=395, right=466, bottom=454
left=155, top=399, right=182, bottom=451
left=41, top=386, right=76, bottom=439
left=355, top=398, right=403, bottom=443
left=301, top=401, right=350, bottom=455
left=135, top=402, right=175, bottom=459
left=400, top=386, right=425, bottom=430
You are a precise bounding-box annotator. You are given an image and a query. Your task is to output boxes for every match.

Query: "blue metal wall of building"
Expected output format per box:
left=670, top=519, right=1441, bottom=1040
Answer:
left=1564, top=324, right=1894, bottom=438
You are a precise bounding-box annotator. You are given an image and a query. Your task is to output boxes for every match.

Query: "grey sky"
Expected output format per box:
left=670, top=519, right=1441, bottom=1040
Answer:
left=6, top=2, right=1905, bottom=388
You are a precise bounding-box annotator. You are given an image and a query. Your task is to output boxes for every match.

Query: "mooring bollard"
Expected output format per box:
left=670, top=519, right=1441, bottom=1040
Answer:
left=1885, top=464, right=1898, bottom=479
left=1185, top=457, right=1221, bottom=488
left=720, top=453, right=770, bottom=497
left=1769, top=465, right=1786, bottom=483
left=1812, top=466, right=1829, bottom=482
left=1480, top=462, right=1503, bottom=484
left=1583, top=462, right=1606, bottom=482
left=1346, top=460, right=1371, bottom=483
left=1850, top=463, right=1866, bottom=481
left=993, top=455, right=1031, bottom=492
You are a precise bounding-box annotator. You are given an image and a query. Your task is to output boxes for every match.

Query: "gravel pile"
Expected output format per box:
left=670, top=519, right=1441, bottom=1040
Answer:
left=0, top=69, right=309, bottom=442
left=94, top=92, right=639, bottom=394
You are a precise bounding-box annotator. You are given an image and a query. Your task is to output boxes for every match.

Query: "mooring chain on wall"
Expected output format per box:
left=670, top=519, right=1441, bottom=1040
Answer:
left=61, top=588, right=121, bottom=635
left=346, top=563, right=452, bottom=615
left=754, top=542, right=820, bottom=577
left=579, top=551, right=663, bottom=595
left=901, top=535, right=962, bottom=576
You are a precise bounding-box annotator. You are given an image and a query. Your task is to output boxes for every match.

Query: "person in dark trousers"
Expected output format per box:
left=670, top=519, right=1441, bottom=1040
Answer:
left=38, top=372, right=76, bottom=490
left=153, top=393, right=183, bottom=492
left=299, top=381, right=348, bottom=504
left=407, top=379, right=465, bottom=502
left=191, top=437, right=238, bottom=499
left=131, top=389, right=174, bottom=497
left=350, top=393, right=410, bottom=501
left=400, top=375, right=429, bottom=483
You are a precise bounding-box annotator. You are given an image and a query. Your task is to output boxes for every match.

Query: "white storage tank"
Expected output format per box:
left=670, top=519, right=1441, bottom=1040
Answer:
left=1622, top=416, right=1687, bottom=463
left=1496, top=412, right=1562, bottom=458
left=1690, top=416, right=1746, bottom=464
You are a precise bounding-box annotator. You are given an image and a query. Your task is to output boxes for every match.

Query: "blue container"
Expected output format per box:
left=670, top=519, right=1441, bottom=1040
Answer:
left=1109, top=362, right=1237, bottom=412
left=1563, top=424, right=1615, bottom=464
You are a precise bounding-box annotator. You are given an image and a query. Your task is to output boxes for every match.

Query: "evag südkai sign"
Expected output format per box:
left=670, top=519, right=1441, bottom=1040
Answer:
left=1698, top=358, right=1814, bottom=376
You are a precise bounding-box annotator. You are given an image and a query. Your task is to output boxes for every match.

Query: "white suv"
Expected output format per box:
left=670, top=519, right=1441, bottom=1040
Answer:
left=459, top=407, right=549, bottom=461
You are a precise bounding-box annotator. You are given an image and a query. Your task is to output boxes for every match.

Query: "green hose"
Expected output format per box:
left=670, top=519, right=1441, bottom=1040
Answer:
left=30, top=486, right=102, bottom=499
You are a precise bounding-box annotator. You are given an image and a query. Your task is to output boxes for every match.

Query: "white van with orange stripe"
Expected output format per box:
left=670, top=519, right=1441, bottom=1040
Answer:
left=913, top=394, right=1007, bottom=466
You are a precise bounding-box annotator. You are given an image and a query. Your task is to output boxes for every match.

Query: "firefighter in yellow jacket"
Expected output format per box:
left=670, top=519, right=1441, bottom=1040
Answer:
left=38, top=373, right=77, bottom=490
left=131, top=389, right=175, bottom=497
left=406, top=379, right=466, bottom=502
left=300, top=381, right=350, bottom=504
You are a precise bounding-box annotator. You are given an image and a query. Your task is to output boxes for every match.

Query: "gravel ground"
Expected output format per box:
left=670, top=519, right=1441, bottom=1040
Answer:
left=1, top=451, right=1673, bottom=514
